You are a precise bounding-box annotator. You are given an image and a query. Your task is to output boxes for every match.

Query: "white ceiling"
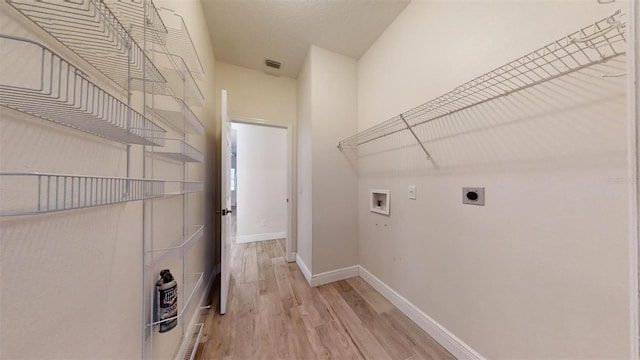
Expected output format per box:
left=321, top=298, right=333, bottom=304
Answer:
left=201, top=0, right=410, bottom=78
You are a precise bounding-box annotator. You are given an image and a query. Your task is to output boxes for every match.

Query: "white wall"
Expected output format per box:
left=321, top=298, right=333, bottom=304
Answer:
left=296, top=46, right=359, bottom=275
left=234, top=123, right=287, bottom=242
left=0, top=0, right=217, bottom=358
left=356, top=1, right=631, bottom=359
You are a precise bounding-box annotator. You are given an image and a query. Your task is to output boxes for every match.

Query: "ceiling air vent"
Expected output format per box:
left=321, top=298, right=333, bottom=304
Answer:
left=265, top=59, right=281, bottom=70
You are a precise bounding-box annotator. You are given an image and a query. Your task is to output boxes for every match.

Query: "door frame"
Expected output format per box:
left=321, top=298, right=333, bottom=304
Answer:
left=629, top=0, right=639, bottom=357
left=230, top=114, right=296, bottom=263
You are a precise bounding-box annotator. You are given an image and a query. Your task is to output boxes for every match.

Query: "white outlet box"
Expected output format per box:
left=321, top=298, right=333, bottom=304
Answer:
left=408, top=185, right=416, bottom=200
left=370, top=189, right=390, bottom=215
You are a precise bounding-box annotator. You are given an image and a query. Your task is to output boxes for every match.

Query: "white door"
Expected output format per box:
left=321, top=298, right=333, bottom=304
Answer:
left=220, top=90, right=232, bottom=315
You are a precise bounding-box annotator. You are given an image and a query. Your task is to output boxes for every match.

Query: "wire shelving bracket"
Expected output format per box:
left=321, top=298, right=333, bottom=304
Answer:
left=0, top=35, right=166, bottom=146
left=337, top=11, right=627, bottom=165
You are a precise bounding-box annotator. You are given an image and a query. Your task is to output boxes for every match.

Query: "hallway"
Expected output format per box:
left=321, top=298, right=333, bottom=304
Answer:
left=199, top=240, right=454, bottom=359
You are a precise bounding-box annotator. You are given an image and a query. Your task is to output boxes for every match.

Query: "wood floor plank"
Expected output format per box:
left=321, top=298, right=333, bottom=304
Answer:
left=242, top=243, right=258, bottom=283
left=272, top=256, right=300, bottom=315
left=346, top=276, right=395, bottom=314
left=316, top=320, right=366, bottom=360
left=287, top=305, right=318, bottom=359
left=317, top=283, right=392, bottom=360
left=381, top=308, right=456, bottom=360
left=335, top=280, right=415, bottom=360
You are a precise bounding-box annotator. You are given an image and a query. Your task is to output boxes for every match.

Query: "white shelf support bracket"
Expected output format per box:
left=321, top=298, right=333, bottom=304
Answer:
left=399, top=114, right=437, bottom=168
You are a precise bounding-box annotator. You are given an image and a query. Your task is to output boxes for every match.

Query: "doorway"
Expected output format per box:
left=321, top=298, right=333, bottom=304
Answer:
left=230, top=122, right=288, bottom=245
left=230, top=115, right=295, bottom=262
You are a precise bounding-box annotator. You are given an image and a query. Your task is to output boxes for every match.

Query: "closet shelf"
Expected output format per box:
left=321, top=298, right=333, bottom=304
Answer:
left=145, top=272, right=204, bottom=328
left=180, top=181, right=204, bottom=194
left=157, top=7, right=205, bottom=80
left=146, top=226, right=204, bottom=268
left=7, top=0, right=168, bottom=94
left=148, top=96, right=205, bottom=135
left=0, top=172, right=204, bottom=216
left=150, top=51, right=205, bottom=107
left=148, top=226, right=204, bottom=254
left=0, top=172, right=164, bottom=216
left=150, top=139, right=204, bottom=163
left=184, top=324, right=205, bottom=360
left=338, top=10, right=627, bottom=159
left=0, top=35, right=166, bottom=146
left=103, top=0, right=168, bottom=46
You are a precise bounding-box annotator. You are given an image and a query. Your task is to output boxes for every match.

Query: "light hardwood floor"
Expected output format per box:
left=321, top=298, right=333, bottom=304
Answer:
left=198, top=239, right=454, bottom=360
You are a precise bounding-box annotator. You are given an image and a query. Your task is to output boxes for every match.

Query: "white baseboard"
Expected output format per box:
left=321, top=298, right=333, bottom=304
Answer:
left=236, top=231, right=286, bottom=244
left=295, top=253, right=312, bottom=286
left=311, top=265, right=360, bottom=287
left=358, top=266, right=484, bottom=360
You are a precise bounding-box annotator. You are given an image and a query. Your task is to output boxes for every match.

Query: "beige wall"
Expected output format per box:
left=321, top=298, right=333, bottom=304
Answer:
left=309, top=46, right=359, bottom=274
left=357, top=1, right=631, bottom=358
left=0, top=0, right=217, bottom=358
left=215, top=61, right=297, bottom=125
left=296, top=46, right=359, bottom=275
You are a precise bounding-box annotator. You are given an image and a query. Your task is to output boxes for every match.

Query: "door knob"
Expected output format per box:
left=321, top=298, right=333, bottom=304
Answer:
left=216, top=209, right=233, bottom=216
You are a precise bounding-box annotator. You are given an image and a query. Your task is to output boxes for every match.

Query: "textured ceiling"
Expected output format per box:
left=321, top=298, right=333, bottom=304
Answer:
left=201, top=0, right=410, bottom=78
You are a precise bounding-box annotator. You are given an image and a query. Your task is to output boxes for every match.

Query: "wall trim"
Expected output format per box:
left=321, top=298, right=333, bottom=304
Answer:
left=295, top=253, right=312, bottom=285
left=311, top=265, right=360, bottom=287
left=236, top=231, right=286, bottom=244
left=628, top=0, right=640, bottom=357
left=358, top=266, right=484, bottom=360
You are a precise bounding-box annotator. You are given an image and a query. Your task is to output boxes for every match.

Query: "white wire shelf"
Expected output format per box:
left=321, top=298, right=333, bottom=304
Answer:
left=103, top=0, right=168, bottom=46
left=157, top=7, right=205, bottom=80
left=104, top=1, right=205, bottom=104
left=0, top=172, right=164, bottom=216
left=145, top=226, right=204, bottom=269
left=0, top=35, right=166, bottom=146
left=150, top=50, right=205, bottom=107
left=0, top=173, right=204, bottom=216
left=180, top=181, right=204, bottom=194
left=149, top=139, right=204, bottom=163
left=337, top=11, right=627, bottom=164
left=183, top=323, right=204, bottom=360
left=145, top=272, right=204, bottom=329
left=6, top=0, right=169, bottom=94
left=148, top=95, right=205, bottom=135
left=148, top=226, right=204, bottom=254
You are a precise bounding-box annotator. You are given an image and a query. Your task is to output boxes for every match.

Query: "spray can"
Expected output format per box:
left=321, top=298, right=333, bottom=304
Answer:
left=155, top=269, right=178, bottom=333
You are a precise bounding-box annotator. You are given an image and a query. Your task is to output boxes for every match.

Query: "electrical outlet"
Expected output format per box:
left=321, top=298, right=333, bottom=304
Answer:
left=408, top=185, right=417, bottom=200
left=462, top=187, right=485, bottom=206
